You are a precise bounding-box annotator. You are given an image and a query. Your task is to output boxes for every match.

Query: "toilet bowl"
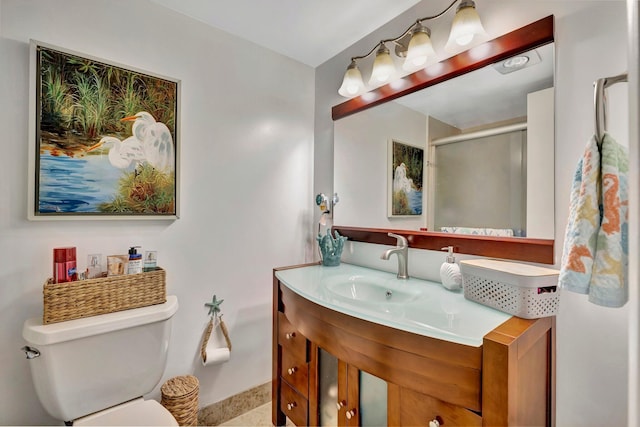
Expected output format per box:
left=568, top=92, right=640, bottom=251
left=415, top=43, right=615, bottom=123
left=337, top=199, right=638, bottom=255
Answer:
left=22, top=296, right=179, bottom=425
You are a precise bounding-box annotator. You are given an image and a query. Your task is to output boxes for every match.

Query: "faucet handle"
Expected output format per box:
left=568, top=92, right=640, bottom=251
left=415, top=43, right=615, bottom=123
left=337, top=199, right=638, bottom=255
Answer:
left=388, top=233, right=408, bottom=247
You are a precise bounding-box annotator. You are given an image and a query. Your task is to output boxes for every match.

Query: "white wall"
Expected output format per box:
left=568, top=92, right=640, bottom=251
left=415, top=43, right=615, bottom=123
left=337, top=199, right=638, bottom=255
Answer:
left=0, top=0, right=315, bottom=425
left=553, top=5, right=628, bottom=427
left=527, top=87, right=555, bottom=239
left=316, top=1, right=630, bottom=426
left=334, top=101, right=426, bottom=229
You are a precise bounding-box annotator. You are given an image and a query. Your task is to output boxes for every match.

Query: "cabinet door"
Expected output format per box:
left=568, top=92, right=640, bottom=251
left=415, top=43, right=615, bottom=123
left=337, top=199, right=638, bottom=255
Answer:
left=315, top=354, right=358, bottom=427
left=391, top=385, right=482, bottom=427
left=358, top=368, right=387, bottom=426
left=317, top=348, right=339, bottom=426
left=335, top=363, right=388, bottom=427
left=281, top=350, right=309, bottom=398
left=281, top=380, right=309, bottom=427
left=278, top=312, right=307, bottom=359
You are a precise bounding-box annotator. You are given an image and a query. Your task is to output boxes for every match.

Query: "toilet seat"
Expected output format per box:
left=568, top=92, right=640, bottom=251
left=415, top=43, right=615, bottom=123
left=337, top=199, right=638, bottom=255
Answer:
left=73, top=398, right=178, bottom=426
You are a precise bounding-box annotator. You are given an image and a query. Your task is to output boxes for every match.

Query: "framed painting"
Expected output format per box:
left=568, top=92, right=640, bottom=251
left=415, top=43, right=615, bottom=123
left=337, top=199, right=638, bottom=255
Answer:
left=387, top=139, right=424, bottom=217
left=28, top=40, right=180, bottom=220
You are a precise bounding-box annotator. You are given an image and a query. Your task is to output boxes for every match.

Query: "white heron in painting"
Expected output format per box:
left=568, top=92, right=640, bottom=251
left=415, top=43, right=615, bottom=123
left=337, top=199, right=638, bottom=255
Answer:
left=87, top=136, right=145, bottom=169
left=393, top=163, right=415, bottom=194
left=121, top=112, right=175, bottom=173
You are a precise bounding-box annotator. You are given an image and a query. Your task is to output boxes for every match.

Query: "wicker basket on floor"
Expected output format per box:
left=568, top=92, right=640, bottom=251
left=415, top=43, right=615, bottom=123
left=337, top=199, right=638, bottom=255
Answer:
left=161, top=375, right=199, bottom=426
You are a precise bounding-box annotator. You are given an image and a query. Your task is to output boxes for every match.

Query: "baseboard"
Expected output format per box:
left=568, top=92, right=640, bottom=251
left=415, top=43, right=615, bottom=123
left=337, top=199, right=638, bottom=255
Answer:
left=197, top=382, right=271, bottom=426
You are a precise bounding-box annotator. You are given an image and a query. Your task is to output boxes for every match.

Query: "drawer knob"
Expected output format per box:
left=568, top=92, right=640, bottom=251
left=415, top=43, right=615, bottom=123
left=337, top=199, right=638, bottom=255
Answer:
left=287, top=402, right=297, bottom=411
left=336, top=400, right=346, bottom=410
left=429, top=416, right=443, bottom=427
left=346, top=409, right=357, bottom=420
left=285, top=332, right=296, bottom=340
left=287, top=366, right=298, bottom=375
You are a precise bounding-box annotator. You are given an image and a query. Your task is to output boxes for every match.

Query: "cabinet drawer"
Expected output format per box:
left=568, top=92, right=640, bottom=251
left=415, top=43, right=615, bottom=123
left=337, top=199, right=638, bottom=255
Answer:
left=280, top=380, right=308, bottom=427
left=278, top=312, right=307, bottom=359
left=399, top=387, right=482, bottom=427
left=281, top=350, right=309, bottom=397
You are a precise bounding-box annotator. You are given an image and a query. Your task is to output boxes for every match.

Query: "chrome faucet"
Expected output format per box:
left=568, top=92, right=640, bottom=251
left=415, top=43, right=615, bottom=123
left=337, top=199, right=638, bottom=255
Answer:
left=381, top=233, right=409, bottom=279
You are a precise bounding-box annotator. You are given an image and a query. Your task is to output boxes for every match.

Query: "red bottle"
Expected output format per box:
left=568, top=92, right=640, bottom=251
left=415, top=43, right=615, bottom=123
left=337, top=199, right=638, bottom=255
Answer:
left=53, top=247, right=77, bottom=283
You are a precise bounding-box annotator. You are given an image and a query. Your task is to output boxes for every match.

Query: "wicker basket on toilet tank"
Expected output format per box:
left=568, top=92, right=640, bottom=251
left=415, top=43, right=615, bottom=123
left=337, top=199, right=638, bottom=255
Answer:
left=460, top=259, right=560, bottom=319
left=42, top=267, right=166, bottom=324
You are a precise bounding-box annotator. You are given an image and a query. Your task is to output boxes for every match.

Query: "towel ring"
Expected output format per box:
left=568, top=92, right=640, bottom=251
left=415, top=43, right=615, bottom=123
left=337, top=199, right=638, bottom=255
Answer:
left=594, top=72, right=628, bottom=143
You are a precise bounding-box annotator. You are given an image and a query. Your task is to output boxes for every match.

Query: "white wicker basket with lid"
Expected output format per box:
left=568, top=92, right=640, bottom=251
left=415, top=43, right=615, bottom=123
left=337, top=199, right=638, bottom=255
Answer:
left=460, top=259, right=560, bottom=319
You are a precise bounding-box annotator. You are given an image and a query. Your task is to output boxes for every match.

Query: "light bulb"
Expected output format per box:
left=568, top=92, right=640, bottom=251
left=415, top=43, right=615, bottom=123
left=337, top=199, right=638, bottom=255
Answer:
left=503, top=56, right=529, bottom=69
left=403, top=24, right=436, bottom=71
left=369, top=43, right=396, bottom=86
left=445, top=0, right=487, bottom=52
left=338, top=60, right=365, bottom=97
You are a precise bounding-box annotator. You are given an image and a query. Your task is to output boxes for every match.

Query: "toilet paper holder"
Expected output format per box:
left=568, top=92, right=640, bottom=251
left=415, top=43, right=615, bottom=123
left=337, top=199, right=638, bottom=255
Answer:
left=200, top=295, right=232, bottom=366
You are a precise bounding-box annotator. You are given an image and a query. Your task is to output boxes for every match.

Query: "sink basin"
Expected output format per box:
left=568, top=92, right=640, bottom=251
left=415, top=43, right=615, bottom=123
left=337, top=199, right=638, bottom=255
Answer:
left=325, top=275, right=421, bottom=305
left=275, top=263, right=511, bottom=347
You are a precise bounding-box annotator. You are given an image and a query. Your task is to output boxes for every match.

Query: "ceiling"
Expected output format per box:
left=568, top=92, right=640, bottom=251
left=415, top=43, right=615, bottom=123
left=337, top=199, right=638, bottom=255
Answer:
left=150, top=0, right=422, bottom=67
left=149, top=0, right=556, bottom=126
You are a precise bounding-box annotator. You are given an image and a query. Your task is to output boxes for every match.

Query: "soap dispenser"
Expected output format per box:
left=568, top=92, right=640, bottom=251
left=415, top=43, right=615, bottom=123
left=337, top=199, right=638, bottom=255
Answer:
left=127, top=246, right=143, bottom=274
left=440, top=246, right=462, bottom=291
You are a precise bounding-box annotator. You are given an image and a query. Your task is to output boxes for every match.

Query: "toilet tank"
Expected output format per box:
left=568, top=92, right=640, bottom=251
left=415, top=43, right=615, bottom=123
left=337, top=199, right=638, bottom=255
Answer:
left=22, top=295, right=178, bottom=422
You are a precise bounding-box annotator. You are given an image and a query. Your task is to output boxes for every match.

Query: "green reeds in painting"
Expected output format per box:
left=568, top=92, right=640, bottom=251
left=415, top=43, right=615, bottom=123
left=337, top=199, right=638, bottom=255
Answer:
left=42, top=69, right=74, bottom=133
left=73, top=72, right=111, bottom=139
left=116, top=73, right=145, bottom=124
left=393, top=189, right=412, bottom=215
left=38, top=45, right=177, bottom=143
left=99, top=164, right=175, bottom=214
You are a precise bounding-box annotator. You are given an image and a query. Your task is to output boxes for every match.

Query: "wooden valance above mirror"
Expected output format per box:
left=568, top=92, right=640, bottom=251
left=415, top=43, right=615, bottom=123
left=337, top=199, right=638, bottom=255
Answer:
left=331, top=16, right=555, bottom=265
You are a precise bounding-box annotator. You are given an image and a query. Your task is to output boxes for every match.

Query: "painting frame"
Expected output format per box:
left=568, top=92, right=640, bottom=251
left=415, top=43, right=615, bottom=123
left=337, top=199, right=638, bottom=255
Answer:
left=28, top=40, right=181, bottom=220
left=387, top=139, right=424, bottom=218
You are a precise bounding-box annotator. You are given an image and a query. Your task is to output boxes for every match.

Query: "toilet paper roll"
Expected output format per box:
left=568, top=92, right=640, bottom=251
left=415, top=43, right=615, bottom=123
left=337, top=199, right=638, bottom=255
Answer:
left=202, top=345, right=230, bottom=366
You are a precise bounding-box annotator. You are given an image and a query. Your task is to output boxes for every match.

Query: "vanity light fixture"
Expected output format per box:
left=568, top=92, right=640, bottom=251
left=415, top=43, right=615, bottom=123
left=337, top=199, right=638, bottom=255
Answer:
left=369, top=43, right=396, bottom=85
left=338, top=60, right=366, bottom=97
left=402, top=23, right=436, bottom=71
left=338, top=0, right=487, bottom=97
left=444, top=0, right=488, bottom=52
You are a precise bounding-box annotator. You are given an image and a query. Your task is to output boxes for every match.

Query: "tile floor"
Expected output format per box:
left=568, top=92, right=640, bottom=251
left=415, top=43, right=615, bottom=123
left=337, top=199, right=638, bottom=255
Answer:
left=219, top=402, right=270, bottom=426
left=220, top=402, right=294, bottom=426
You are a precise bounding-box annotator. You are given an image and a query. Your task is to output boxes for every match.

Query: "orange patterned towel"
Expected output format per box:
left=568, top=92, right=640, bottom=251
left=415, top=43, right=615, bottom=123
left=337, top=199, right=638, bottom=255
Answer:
left=559, top=134, right=628, bottom=307
left=591, top=133, right=628, bottom=307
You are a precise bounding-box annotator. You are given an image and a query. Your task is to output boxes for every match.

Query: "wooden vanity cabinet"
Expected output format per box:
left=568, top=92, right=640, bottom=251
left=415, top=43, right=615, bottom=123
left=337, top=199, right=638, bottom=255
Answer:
left=273, top=266, right=555, bottom=427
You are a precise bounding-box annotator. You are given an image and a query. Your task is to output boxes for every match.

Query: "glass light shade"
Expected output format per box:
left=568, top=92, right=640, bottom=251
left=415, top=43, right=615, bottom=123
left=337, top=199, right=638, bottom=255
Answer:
left=338, top=61, right=365, bottom=97
left=368, top=44, right=396, bottom=86
left=403, top=27, right=436, bottom=71
left=445, top=1, right=487, bottom=52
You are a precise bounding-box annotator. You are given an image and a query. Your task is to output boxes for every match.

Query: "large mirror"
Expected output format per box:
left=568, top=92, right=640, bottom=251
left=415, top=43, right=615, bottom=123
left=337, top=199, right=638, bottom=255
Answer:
left=332, top=16, right=556, bottom=262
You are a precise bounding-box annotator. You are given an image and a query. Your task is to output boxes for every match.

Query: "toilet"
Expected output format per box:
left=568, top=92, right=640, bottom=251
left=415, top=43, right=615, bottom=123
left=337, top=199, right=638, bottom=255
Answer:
left=22, top=295, right=179, bottom=426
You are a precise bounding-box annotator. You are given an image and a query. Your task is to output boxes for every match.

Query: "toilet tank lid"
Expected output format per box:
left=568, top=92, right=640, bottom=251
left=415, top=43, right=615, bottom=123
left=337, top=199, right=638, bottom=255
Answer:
left=23, top=295, right=178, bottom=346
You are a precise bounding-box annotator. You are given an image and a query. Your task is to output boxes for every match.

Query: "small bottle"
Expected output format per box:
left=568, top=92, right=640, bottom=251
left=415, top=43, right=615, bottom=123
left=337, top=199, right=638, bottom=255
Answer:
left=53, top=247, right=77, bottom=283
left=86, top=254, right=103, bottom=279
left=127, top=246, right=143, bottom=274
left=439, top=246, right=462, bottom=291
left=143, top=251, right=157, bottom=272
